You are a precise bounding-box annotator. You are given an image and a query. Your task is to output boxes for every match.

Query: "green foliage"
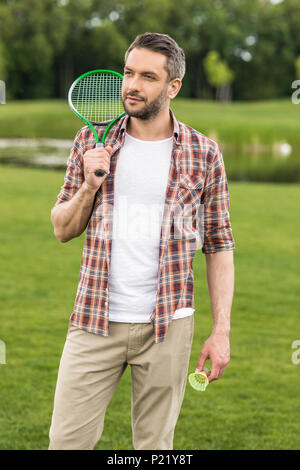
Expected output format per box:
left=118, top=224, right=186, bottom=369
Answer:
left=204, top=51, right=234, bottom=88
left=79, top=22, right=128, bottom=72
left=295, top=56, right=300, bottom=79
left=0, top=40, right=7, bottom=82
left=0, top=0, right=299, bottom=100
left=115, top=0, right=173, bottom=40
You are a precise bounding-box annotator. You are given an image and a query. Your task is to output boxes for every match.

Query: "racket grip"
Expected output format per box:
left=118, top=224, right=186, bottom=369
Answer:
left=95, top=142, right=106, bottom=177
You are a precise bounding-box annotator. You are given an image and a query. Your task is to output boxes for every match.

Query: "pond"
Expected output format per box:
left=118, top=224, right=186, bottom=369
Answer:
left=0, top=138, right=72, bottom=170
left=222, top=143, right=300, bottom=183
left=0, top=138, right=299, bottom=183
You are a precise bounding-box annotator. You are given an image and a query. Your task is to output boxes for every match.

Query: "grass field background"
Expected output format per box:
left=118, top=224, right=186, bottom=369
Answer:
left=0, top=164, right=299, bottom=450
left=1, top=98, right=300, bottom=184
left=0, top=98, right=299, bottom=147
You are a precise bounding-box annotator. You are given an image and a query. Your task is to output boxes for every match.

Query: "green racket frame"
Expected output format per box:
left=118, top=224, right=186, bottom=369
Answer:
left=68, top=69, right=126, bottom=176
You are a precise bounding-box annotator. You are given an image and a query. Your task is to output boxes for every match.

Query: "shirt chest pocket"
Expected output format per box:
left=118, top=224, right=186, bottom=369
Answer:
left=177, top=172, right=205, bottom=206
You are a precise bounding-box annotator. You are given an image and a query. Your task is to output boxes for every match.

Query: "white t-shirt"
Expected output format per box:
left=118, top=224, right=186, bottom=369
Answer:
left=108, top=132, right=194, bottom=323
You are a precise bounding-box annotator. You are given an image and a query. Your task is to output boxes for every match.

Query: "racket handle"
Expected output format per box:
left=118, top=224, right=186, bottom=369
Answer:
left=95, top=142, right=106, bottom=177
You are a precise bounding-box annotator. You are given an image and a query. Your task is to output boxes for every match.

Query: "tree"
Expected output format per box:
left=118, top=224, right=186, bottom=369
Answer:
left=204, top=51, right=234, bottom=101
left=0, top=0, right=69, bottom=98
left=0, top=40, right=7, bottom=83
left=0, top=0, right=298, bottom=100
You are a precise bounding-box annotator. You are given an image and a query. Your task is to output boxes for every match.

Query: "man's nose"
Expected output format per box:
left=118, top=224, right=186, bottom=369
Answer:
left=127, top=74, right=141, bottom=91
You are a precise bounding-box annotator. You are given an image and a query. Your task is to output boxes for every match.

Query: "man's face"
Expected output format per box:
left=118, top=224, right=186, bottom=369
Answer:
left=121, top=47, right=171, bottom=121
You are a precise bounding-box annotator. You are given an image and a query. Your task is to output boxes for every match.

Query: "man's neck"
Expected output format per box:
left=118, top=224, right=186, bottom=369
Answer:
left=126, top=107, right=173, bottom=141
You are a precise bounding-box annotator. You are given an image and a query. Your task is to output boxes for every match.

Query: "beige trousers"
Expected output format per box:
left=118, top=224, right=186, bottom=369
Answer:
left=48, top=315, right=194, bottom=450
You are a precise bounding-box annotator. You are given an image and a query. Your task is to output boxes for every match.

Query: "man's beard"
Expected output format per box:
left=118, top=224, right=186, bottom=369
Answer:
left=122, top=86, right=168, bottom=121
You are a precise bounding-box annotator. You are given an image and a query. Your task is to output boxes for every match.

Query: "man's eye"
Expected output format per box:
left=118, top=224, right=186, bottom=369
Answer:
left=124, top=71, right=132, bottom=75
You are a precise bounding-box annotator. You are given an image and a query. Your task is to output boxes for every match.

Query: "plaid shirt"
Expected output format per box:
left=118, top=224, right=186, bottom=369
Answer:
left=54, top=110, right=235, bottom=343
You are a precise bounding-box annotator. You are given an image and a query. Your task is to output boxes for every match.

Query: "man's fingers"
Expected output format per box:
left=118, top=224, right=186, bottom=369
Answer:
left=195, top=351, right=208, bottom=373
left=85, top=145, right=113, bottom=159
left=84, top=146, right=113, bottom=174
left=208, top=362, right=228, bottom=382
left=105, top=145, right=113, bottom=154
left=218, top=366, right=226, bottom=379
left=208, top=366, right=220, bottom=382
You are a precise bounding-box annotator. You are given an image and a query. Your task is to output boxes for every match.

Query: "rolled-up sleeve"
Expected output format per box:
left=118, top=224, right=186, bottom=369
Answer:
left=54, top=129, right=84, bottom=206
left=201, top=145, right=235, bottom=254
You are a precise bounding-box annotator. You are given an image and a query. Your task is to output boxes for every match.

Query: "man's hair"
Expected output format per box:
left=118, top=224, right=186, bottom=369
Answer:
left=124, top=32, right=186, bottom=81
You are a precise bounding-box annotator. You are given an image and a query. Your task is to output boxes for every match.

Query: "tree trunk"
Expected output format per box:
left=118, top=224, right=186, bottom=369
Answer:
left=59, top=50, right=74, bottom=98
left=216, top=83, right=232, bottom=102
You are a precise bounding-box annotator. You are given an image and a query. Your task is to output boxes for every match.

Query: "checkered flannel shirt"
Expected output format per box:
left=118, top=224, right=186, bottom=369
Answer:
left=54, top=110, right=235, bottom=343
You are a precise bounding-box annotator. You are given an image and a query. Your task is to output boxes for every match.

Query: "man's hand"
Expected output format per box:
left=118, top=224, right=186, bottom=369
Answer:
left=195, top=332, right=230, bottom=382
left=83, top=145, right=113, bottom=190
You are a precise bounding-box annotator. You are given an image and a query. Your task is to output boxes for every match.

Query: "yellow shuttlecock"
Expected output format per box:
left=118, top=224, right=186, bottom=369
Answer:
left=188, top=368, right=211, bottom=391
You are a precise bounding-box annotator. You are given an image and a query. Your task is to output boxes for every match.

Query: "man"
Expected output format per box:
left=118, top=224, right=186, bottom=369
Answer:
left=49, top=32, right=235, bottom=450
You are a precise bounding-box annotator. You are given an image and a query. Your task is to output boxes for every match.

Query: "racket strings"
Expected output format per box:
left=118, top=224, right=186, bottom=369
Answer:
left=71, top=73, right=124, bottom=123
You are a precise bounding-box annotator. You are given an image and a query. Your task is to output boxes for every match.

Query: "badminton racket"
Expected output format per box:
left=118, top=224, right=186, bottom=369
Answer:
left=68, top=69, right=125, bottom=177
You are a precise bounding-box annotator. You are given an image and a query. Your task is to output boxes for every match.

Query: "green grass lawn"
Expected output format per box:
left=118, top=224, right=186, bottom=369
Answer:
left=1, top=98, right=300, bottom=183
left=0, top=165, right=299, bottom=450
left=0, top=98, right=299, bottom=147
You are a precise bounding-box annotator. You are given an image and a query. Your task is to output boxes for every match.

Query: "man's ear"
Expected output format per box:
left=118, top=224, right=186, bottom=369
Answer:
left=168, top=78, right=182, bottom=100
